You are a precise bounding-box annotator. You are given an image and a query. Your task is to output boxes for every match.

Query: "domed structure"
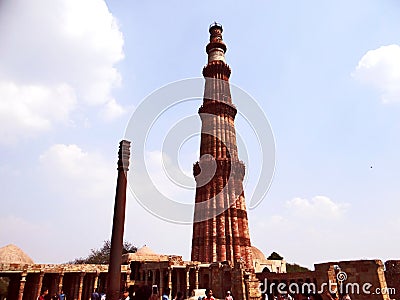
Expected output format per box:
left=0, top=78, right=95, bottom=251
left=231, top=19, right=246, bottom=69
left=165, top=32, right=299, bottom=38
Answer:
left=251, top=246, right=267, bottom=261
left=136, top=245, right=157, bottom=256
left=251, top=246, right=286, bottom=273
left=0, top=244, right=34, bottom=264
left=122, top=245, right=173, bottom=263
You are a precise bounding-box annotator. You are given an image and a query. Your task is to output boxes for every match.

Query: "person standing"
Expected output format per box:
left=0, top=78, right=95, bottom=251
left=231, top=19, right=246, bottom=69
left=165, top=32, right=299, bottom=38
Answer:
left=38, top=288, right=48, bottom=300
left=175, top=291, right=184, bottom=300
left=162, top=288, right=170, bottom=300
left=225, top=291, right=233, bottom=300
left=205, top=289, right=215, bottom=300
left=91, top=288, right=100, bottom=300
left=120, top=289, right=130, bottom=300
left=149, top=285, right=159, bottom=300
left=59, top=290, right=66, bottom=300
left=100, top=290, right=106, bottom=300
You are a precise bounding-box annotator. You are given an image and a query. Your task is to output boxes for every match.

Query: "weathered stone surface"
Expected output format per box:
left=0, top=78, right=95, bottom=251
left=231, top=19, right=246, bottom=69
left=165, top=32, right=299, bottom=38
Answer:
left=257, top=259, right=393, bottom=300
left=0, top=244, right=34, bottom=264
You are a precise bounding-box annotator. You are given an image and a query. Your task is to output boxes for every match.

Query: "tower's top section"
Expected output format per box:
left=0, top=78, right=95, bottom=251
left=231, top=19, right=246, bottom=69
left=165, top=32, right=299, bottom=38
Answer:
left=206, top=22, right=227, bottom=63
left=209, top=22, right=224, bottom=42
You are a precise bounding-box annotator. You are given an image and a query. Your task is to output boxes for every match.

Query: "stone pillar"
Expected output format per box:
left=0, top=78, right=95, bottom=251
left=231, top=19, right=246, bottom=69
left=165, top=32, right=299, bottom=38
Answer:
left=152, top=270, right=156, bottom=285
left=247, top=272, right=262, bottom=300
left=195, top=267, right=199, bottom=290
left=159, top=269, right=164, bottom=295
left=168, top=268, right=172, bottom=292
left=18, top=271, right=27, bottom=300
left=209, top=265, right=213, bottom=290
left=144, top=269, right=148, bottom=285
left=104, top=274, right=108, bottom=295
left=74, top=274, right=80, bottom=300
left=58, top=271, right=64, bottom=294
left=35, top=271, right=45, bottom=300
left=126, top=269, right=131, bottom=288
left=186, top=268, right=190, bottom=297
left=108, top=140, right=131, bottom=300
left=243, top=273, right=250, bottom=300
left=176, top=269, right=180, bottom=294
left=93, top=271, right=100, bottom=292
left=78, top=272, right=85, bottom=300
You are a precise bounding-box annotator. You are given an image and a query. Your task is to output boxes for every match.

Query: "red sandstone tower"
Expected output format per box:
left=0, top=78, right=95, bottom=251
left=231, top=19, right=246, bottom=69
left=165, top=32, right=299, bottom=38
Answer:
left=191, top=23, right=253, bottom=270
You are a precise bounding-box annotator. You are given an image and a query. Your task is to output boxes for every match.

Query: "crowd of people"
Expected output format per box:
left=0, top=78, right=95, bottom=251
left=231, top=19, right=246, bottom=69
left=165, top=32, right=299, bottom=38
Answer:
left=92, top=286, right=232, bottom=300
left=38, top=286, right=351, bottom=300
left=267, top=292, right=352, bottom=300
left=37, top=288, right=67, bottom=300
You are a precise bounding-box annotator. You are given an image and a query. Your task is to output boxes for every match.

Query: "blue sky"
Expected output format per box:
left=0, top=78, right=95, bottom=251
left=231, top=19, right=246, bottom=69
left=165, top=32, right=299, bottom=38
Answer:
left=1, top=0, right=400, bottom=268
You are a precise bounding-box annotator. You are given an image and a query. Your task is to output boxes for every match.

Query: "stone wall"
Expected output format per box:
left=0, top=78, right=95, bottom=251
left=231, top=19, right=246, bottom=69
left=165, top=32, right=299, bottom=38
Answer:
left=384, top=260, right=400, bottom=300
left=257, top=260, right=393, bottom=300
left=0, top=263, right=129, bottom=300
left=317, top=260, right=390, bottom=300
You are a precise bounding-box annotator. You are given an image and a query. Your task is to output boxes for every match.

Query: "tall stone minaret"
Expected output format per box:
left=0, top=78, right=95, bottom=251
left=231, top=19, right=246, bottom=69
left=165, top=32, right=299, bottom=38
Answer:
left=191, top=23, right=253, bottom=270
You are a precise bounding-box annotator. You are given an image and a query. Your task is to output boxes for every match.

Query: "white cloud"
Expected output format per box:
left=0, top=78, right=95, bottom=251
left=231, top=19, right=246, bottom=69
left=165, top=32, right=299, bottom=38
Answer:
left=353, top=44, right=400, bottom=103
left=0, top=0, right=125, bottom=143
left=251, top=196, right=351, bottom=268
left=36, top=143, right=118, bottom=260
left=0, top=82, right=76, bottom=144
left=145, top=150, right=193, bottom=201
left=39, top=144, right=115, bottom=199
left=286, top=195, right=349, bottom=220
left=253, top=214, right=294, bottom=232
left=99, top=98, right=127, bottom=121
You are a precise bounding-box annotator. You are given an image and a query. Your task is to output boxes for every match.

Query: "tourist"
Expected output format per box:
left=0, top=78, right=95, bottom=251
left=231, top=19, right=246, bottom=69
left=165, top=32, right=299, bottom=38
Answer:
left=225, top=291, right=233, bottom=300
left=91, top=288, right=100, bottom=300
left=149, top=285, right=159, bottom=300
left=175, top=291, right=184, bottom=300
left=205, top=289, right=215, bottom=300
left=162, top=287, right=170, bottom=300
left=59, top=290, right=66, bottom=300
left=38, top=288, right=48, bottom=300
left=100, top=290, right=106, bottom=300
left=120, top=289, right=130, bottom=300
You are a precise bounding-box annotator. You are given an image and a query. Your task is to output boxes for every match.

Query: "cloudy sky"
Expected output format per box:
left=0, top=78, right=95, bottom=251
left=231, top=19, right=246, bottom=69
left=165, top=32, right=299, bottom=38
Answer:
left=1, top=0, right=400, bottom=269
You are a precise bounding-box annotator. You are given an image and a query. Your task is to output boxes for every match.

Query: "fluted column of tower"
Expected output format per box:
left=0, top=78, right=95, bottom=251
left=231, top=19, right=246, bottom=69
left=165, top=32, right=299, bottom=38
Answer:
left=191, top=23, right=253, bottom=270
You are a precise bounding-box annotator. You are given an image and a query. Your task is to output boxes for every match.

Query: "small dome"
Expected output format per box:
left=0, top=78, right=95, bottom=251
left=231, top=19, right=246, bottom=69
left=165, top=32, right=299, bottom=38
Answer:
left=251, top=246, right=267, bottom=261
left=136, top=245, right=157, bottom=255
left=0, top=244, right=34, bottom=264
left=124, top=245, right=170, bottom=263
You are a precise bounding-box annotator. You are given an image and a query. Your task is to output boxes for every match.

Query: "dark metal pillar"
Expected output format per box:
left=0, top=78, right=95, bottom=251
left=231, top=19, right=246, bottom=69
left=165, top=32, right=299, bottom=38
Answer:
left=107, top=140, right=131, bottom=300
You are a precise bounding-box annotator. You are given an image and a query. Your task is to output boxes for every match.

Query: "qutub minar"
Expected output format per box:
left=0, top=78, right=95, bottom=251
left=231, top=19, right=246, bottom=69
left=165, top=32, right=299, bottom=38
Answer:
left=191, top=22, right=253, bottom=270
